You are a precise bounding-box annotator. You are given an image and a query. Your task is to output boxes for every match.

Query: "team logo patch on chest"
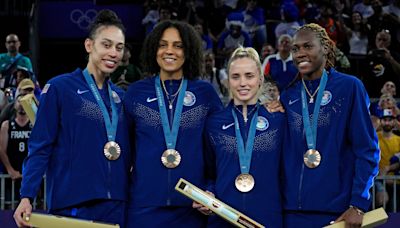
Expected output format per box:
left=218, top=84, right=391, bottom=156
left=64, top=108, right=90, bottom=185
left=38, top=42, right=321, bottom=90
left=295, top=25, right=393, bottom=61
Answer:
left=256, top=116, right=269, bottom=131
left=183, top=91, right=196, bottom=106
left=320, top=90, right=332, bottom=106
left=112, top=91, right=121, bottom=103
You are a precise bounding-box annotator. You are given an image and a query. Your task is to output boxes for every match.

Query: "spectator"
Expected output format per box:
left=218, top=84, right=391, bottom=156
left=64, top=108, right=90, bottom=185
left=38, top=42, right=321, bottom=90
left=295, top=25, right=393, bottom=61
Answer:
left=217, top=12, right=252, bottom=62
left=239, top=0, right=267, bottom=51
left=375, top=109, right=400, bottom=210
left=262, top=34, right=298, bottom=92
left=110, top=44, right=142, bottom=90
left=196, top=46, right=285, bottom=227
left=13, top=10, right=131, bottom=227
left=274, top=2, right=301, bottom=40
left=259, top=79, right=280, bottom=104
left=194, top=21, right=213, bottom=53
left=260, top=42, right=276, bottom=62
left=368, top=0, right=399, bottom=50
left=0, top=95, right=32, bottom=208
left=0, top=34, right=33, bottom=90
left=281, top=23, right=379, bottom=227
left=365, top=30, right=400, bottom=98
left=353, top=0, right=374, bottom=19
left=202, top=52, right=229, bottom=103
left=0, top=78, right=35, bottom=126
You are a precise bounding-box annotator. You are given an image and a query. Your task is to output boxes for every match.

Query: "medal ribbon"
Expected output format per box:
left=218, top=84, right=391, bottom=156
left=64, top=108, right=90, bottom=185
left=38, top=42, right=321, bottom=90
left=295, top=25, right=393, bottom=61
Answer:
left=232, top=103, right=259, bottom=174
left=301, top=70, right=328, bottom=150
left=155, top=75, right=187, bottom=149
left=83, top=68, right=118, bottom=142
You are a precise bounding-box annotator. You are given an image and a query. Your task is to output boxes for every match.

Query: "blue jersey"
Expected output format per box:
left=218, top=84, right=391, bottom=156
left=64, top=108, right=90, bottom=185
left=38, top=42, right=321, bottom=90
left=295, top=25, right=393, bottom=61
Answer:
left=123, top=76, right=223, bottom=208
left=205, top=102, right=285, bottom=228
left=20, top=68, right=131, bottom=210
left=280, top=68, right=380, bottom=213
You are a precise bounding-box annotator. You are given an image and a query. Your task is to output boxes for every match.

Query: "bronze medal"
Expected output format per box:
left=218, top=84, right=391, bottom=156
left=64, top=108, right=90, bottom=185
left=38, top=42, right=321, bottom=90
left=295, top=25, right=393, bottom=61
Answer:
left=303, top=149, right=321, bottom=168
left=104, top=141, right=121, bottom=160
left=161, top=149, right=181, bottom=168
left=235, top=173, right=255, bottom=192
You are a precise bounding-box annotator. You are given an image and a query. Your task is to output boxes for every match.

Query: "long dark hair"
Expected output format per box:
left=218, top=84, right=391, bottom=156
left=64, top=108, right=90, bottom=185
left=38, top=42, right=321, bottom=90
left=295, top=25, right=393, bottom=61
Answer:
left=140, top=20, right=203, bottom=80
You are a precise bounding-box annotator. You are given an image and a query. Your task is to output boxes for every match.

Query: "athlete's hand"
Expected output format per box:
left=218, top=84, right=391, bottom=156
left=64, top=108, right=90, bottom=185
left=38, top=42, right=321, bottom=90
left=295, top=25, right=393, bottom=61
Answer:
left=264, top=100, right=285, bottom=113
left=192, top=191, right=214, bottom=216
left=7, top=169, right=22, bottom=180
left=13, top=198, right=32, bottom=227
left=334, top=207, right=363, bottom=228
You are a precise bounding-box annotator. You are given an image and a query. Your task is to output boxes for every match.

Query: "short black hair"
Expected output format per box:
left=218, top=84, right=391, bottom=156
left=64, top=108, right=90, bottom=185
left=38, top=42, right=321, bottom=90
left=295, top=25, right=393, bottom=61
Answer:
left=140, top=20, right=203, bottom=80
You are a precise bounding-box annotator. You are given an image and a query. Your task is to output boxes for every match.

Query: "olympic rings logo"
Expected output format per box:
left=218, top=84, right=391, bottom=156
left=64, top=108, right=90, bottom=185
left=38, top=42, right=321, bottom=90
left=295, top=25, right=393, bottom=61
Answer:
left=70, top=9, right=98, bottom=30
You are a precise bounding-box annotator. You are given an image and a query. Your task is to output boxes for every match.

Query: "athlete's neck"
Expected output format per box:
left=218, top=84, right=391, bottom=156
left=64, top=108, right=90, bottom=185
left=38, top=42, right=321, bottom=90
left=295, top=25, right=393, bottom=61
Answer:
left=86, top=65, right=107, bottom=89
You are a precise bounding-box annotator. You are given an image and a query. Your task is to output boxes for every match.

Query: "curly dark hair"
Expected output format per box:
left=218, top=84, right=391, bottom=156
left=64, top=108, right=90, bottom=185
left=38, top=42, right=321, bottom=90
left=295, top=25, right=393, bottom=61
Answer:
left=140, top=20, right=203, bottom=80
left=88, top=9, right=126, bottom=39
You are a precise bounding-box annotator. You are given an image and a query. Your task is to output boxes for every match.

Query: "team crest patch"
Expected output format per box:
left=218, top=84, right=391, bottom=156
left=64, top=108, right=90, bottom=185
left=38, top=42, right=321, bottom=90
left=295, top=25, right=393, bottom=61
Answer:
left=256, top=116, right=269, bottom=131
left=41, top=84, right=50, bottom=94
left=183, top=91, right=196, bottom=106
left=320, top=90, right=332, bottom=106
left=112, top=91, right=121, bottom=103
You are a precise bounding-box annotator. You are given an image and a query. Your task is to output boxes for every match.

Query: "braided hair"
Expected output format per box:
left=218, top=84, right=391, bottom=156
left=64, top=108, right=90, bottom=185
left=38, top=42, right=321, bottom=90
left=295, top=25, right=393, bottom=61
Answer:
left=295, top=23, right=336, bottom=69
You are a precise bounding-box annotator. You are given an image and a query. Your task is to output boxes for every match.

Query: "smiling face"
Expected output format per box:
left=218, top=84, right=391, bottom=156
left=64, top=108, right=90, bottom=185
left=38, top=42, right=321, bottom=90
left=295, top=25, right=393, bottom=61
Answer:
left=85, top=25, right=125, bottom=78
left=156, top=27, right=185, bottom=80
left=229, top=57, right=261, bottom=105
left=292, top=29, right=326, bottom=79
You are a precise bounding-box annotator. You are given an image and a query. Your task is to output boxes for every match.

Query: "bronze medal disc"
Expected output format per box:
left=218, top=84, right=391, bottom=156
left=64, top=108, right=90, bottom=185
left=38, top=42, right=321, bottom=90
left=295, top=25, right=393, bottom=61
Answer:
left=303, top=149, right=321, bottom=168
left=161, top=149, right=181, bottom=168
left=235, top=173, right=255, bottom=192
left=104, top=141, right=121, bottom=160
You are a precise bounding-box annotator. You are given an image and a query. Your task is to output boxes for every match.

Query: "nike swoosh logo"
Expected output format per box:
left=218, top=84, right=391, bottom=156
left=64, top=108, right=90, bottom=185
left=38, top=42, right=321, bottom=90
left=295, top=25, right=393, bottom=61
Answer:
left=77, top=89, right=89, bottom=94
left=146, top=97, right=158, bottom=102
left=289, top=99, right=299, bottom=105
left=222, top=123, right=235, bottom=130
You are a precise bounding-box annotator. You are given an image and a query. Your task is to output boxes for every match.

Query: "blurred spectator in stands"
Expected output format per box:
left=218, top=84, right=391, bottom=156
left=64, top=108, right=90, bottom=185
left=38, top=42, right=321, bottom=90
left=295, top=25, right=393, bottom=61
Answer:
left=205, top=0, right=235, bottom=44
left=0, top=95, right=32, bottom=208
left=370, top=81, right=398, bottom=121
left=367, top=0, right=399, bottom=49
left=0, top=79, right=35, bottom=126
left=375, top=108, right=400, bottom=210
left=353, top=0, right=374, bottom=19
left=142, top=4, right=175, bottom=35
left=194, top=21, right=213, bottom=53
left=177, top=0, right=205, bottom=25
left=338, top=6, right=370, bottom=78
left=110, top=44, right=142, bottom=91
left=317, top=2, right=345, bottom=48
left=202, top=52, right=229, bottom=103
left=217, top=12, right=252, bottom=63
left=260, top=42, right=276, bottom=62
left=382, top=0, right=400, bottom=48
left=370, top=93, right=400, bottom=130
left=275, top=2, right=301, bottom=40
left=262, top=34, right=297, bottom=92
left=238, top=0, right=267, bottom=51
left=142, top=0, right=159, bottom=35
left=365, top=30, right=400, bottom=98
left=0, top=34, right=33, bottom=90
left=259, top=79, right=280, bottom=104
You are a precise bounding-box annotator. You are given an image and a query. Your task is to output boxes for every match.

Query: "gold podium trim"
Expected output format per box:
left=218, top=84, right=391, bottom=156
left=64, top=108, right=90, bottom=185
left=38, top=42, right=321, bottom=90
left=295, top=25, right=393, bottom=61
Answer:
left=323, top=207, right=388, bottom=228
left=175, top=178, right=265, bottom=228
left=23, top=212, right=120, bottom=228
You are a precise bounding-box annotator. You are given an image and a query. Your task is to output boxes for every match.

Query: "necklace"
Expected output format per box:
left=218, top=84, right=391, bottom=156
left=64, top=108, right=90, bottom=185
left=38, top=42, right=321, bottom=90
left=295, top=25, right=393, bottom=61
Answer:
left=161, top=78, right=184, bottom=109
left=234, top=105, right=257, bottom=123
left=302, top=79, right=320, bottom=103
